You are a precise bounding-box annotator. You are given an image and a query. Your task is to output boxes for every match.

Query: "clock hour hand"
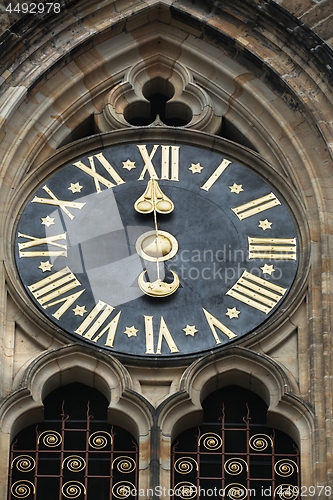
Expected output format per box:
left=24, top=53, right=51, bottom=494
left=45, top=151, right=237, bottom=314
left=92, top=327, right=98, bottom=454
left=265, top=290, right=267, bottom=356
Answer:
left=134, top=179, right=179, bottom=298
left=134, top=179, right=174, bottom=214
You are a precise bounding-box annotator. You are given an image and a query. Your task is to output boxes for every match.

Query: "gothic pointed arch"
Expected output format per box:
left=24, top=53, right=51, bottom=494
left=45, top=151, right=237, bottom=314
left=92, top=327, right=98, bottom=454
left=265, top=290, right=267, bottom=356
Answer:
left=7, top=382, right=139, bottom=500
left=0, top=345, right=153, bottom=441
left=158, top=347, right=314, bottom=486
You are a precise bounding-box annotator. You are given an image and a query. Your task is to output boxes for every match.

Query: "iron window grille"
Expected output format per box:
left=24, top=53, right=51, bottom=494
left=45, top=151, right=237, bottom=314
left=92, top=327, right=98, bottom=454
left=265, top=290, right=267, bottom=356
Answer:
left=8, top=384, right=138, bottom=500
left=172, top=387, right=300, bottom=500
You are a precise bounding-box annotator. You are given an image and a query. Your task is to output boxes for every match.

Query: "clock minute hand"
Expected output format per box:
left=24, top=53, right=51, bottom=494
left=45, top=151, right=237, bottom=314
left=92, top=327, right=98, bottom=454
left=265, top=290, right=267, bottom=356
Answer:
left=134, top=178, right=174, bottom=214
left=134, top=179, right=180, bottom=298
left=151, top=182, right=161, bottom=281
left=135, top=179, right=174, bottom=279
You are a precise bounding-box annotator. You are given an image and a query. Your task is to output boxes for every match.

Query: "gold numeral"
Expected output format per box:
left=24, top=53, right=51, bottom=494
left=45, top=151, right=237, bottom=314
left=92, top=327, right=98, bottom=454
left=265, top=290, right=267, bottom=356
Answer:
left=161, top=146, right=180, bottom=180
left=231, top=193, right=281, bottom=220
left=248, top=237, right=297, bottom=260
left=137, top=145, right=180, bottom=181
left=31, top=185, right=86, bottom=220
left=75, top=300, right=121, bottom=347
left=200, top=158, right=232, bottom=191
left=202, top=308, right=237, bottom=343
left=73, top=152, right=125, bottom=193
left=144, top=315, right=179, bottom=354
left=28, top=267, right=85, bottom=319
left=18, top=232, right=67, bottom=258
left=226, top=271, right=287, bottom=314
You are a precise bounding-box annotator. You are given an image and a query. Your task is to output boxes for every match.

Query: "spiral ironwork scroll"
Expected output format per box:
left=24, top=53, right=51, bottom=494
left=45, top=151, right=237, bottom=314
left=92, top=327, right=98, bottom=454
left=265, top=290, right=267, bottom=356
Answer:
left=62, top=481, right=86, bottom=498
left=11, top=481, right=35, bottom=498
left=62, top=455, right=86, bottom=472
left=112, top=456, right=136, bottom=473
left=249, top=434, right=273, bottom=452
left=37, top=430, right=62, bottom=448
left=11, top=455, right=36, bottom=473
left=174, top=481, right=197, bottom=499
left=274, top=484, right=298, bottom=499
left=274, top=459, right=298, bottom=477
left=88, top=430, right=112, bottom=449
left=198, top=432, right=222, bottom=450
left=225, top=483, right=247, bottom=500
left=112, top=481, right=135, bottom=498
left=174, top=457, right=198, bottom=474
left=224, top=458, right=248, bottom=475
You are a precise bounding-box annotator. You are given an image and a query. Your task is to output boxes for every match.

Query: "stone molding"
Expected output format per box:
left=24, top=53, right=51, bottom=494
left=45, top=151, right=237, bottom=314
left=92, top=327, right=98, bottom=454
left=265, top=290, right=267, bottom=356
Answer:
left=157, top=346, right=314, bottom=488
left=0, top=343, right=315, bottom=491
left=0, top=345, right=153, bottom=440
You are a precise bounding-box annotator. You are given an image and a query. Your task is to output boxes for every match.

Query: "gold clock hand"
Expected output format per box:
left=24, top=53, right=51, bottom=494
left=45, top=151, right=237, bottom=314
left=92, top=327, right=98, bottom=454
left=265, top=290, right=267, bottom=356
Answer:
left=151, top=181, right=161, bottom=281
left=134, top=179, right=179, bottom=298
left=134, top=179, right=174, bottom=214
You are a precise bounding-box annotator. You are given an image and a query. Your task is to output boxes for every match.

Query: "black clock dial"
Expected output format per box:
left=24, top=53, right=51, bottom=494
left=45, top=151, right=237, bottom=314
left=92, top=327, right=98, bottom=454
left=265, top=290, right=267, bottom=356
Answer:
left=15, top=139, right=298, bottom=358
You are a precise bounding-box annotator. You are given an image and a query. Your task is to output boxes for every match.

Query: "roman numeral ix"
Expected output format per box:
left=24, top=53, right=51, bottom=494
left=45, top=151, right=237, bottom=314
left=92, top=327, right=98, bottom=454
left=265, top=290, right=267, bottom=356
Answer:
left=18, top=232, right=67, bottom=258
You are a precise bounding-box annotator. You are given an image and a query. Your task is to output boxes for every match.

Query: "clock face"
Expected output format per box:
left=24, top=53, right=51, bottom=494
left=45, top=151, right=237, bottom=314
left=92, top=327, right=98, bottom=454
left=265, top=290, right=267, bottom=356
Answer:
left=15, top=138, right=298, bottom=358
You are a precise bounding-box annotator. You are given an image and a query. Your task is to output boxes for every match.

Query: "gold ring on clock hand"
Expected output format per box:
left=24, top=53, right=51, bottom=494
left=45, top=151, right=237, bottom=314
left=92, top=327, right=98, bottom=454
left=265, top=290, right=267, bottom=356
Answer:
left=134, top=179, right=180, bottom=297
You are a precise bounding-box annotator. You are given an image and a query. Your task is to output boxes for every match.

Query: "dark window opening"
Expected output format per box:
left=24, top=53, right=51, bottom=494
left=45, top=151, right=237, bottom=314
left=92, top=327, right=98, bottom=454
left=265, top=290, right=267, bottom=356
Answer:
left=219, top=118, right=258, bottom=152
left=58, top=115, right=95, bottom=148
left=172, top=386, right=300, bottom=499
left=8, top=383, right=138, bottom=499
left=125, top=77, right=192, bottom=127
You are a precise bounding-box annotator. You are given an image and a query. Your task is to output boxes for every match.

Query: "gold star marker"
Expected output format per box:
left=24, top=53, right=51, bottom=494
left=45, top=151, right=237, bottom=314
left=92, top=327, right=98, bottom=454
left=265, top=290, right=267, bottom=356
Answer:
left=183, top=325, right=198, bottom=336
left=124, top=326, right=138, bottom=338
left=229, top=183, right=244, bottom=194
left=122, top=159, right=136, bottom=171
left=226, top=307, right=241, bottom=319
left=68, top=182, right=83, bottom=193
left=189, top=163, right=204, bottom=174
left=72, top=305, right=87, bottom=316
left=261, top=264, right=275, bottom=275
left=41, top=216, right=55, bottom=227
left=38, top=261, right=53, bottom=272
left=258, top=219, right=273, bottom=230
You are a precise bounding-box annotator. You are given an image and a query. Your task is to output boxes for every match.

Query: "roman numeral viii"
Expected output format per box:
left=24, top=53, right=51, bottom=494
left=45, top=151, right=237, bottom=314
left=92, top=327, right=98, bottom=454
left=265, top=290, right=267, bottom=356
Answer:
left=226, top=271, right=287, bottom=314
left=28, top=267, right=85, bottom=319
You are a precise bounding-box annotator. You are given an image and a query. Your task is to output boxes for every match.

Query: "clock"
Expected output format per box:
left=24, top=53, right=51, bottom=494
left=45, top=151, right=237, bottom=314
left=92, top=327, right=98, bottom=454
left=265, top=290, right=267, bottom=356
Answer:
left=14, top=131, right=299, bottom=359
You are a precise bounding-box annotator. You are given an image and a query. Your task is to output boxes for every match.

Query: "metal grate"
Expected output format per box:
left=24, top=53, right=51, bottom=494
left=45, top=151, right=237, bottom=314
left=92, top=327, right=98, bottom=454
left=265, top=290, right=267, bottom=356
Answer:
left=8, top=385, right=138, bottom=499
left=172, top=390, right=300, bottom=500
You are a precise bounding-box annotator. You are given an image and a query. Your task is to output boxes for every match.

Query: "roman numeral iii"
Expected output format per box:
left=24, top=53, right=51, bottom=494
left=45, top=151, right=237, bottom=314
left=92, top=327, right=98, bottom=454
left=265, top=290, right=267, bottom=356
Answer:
left=248, top=237, right=297, bottom=260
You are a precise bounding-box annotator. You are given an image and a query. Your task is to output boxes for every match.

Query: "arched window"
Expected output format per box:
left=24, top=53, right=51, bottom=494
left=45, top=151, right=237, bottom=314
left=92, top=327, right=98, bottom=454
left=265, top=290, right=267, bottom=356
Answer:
left=8, top=383, right=138, bottom=499
left=172, top=386, right=300, bottom=499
